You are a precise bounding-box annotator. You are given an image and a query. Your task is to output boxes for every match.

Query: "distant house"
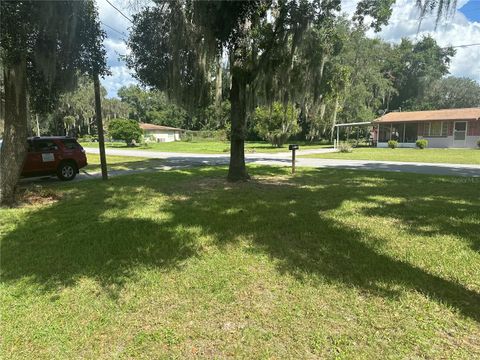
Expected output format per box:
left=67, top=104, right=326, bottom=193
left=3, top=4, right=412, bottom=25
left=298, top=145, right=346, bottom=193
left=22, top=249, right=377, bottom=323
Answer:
left=139, top=123, right=184, bottom=143
left=373, top=108, right=480, bottom=148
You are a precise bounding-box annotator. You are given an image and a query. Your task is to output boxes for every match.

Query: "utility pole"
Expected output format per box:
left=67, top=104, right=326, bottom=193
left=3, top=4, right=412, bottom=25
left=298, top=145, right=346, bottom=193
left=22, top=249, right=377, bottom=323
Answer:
left=93, top=73, right=108, bottom=180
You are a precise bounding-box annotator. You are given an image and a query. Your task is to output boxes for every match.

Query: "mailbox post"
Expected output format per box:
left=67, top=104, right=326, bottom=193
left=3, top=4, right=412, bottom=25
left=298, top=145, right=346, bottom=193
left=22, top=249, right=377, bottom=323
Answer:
left=288, top=144, right=299, bottom=174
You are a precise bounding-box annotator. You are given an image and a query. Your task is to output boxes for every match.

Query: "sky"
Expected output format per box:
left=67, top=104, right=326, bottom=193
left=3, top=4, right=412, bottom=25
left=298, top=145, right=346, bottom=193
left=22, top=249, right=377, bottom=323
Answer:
left=97, top=0, right=480, bottom=98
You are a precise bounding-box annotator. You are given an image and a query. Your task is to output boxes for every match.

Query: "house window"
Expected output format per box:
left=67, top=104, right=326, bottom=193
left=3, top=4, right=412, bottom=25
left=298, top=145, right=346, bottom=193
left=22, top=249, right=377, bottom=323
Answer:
left=425, top=122, right=447, bottom=137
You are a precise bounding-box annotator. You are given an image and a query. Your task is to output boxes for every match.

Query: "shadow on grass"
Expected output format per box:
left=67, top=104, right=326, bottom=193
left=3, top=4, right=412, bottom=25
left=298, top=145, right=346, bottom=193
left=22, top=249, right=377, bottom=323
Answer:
left=84, top=158, right=166, bottom=173
left=1, top=167, right=479, bottom=321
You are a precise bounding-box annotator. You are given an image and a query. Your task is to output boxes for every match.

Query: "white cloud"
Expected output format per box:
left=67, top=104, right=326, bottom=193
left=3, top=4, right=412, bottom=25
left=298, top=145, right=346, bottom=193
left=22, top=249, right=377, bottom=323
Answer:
left=101, top=66, right=137, bottom=98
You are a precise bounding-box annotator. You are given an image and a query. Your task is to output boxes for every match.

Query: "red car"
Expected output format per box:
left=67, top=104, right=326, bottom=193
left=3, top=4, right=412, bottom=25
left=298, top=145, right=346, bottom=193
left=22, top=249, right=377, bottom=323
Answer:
left=22, top=137, right=87, bottom=181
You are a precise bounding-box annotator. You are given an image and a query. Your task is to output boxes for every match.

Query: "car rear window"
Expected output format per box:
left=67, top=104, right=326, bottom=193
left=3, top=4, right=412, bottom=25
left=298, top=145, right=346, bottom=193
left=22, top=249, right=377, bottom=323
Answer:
left=34, top=140, right=57, bottom=152
left=61, top=139, right=81, bottom=149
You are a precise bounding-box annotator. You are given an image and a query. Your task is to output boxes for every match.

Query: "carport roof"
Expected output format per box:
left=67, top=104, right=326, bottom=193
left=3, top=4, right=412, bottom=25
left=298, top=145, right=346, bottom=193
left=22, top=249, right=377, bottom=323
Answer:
left=373, top=108, right=480, bottom=123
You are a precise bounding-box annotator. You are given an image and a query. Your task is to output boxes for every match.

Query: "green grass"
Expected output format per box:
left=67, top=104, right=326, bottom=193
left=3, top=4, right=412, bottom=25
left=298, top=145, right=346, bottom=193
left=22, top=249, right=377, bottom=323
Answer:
left=302, top=147, right=480, bottom=165
left=84, top=154, right=164, bottom=173
left=80, top=140, right=332, bottom=154
left=1, top=167, right=479, bottom=358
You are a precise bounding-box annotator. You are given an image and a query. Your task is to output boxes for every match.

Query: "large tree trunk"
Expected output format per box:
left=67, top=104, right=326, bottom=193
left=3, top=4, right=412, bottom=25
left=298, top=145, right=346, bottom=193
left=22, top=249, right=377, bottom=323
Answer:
left=93, top=73, right=108, bottom=180
left=227, top=67, right=249, bottom=182
left=215, top=53, right=223, bottom=109
left=0, top=57, right=28, bottom=206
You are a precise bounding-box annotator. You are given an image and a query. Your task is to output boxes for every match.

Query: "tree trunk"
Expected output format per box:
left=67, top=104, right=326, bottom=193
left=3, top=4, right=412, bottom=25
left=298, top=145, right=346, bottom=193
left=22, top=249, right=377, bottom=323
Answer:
left=215, top=54, right=223, bottom=109
left=35, top=114, right=41, bottom=136
left=227, top=68, right=249, bottom=182
left=0, top=57, right=28, bottom=206
left=93, top=73, right=108, bottom=180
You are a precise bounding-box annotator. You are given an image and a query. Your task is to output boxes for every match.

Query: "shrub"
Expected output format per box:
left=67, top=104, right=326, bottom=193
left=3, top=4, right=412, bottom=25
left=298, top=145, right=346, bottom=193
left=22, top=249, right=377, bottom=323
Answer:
left=107, top=118, right=142, bottom=146
left=338, top=142, right=353, bottom=153
left=182, top=130, right=227, bottom=142
left=416, top=139, right=428, bottom=149
left=77, top=135, right=94, bottom=143
left=253, top=102, right=300, bottom=147
left=388, top=140, right=398, bottom=149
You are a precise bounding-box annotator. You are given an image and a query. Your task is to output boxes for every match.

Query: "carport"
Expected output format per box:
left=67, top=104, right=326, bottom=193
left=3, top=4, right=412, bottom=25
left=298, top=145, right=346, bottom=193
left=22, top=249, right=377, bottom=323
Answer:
left=333, top=121, right=373, bottom=149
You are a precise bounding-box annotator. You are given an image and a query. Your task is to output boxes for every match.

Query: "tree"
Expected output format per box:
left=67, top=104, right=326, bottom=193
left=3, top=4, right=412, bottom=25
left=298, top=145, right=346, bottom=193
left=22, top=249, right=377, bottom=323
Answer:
left=108, top=118, right=142, bottom=145
left=118, top=85, right=188, bottom=128
left=44, top=76, right=131, bottom=137
left=386, top=36, right=455, bottom=110
left=333, top=25, right=395, bottom=125
left=254, top=102, right=300, bottom=147
left=0, top=0, right=107, bottom=206
left=117, top=85, right=153, bottom=120
left=411, top=77, right=480, bottom=110
left=126, top=1, right=355, bottom=180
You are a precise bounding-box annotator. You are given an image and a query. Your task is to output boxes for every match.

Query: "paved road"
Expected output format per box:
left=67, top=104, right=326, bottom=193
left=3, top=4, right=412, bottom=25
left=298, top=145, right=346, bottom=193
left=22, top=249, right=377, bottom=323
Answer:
left=83, top=147, right=336, bottom=159
left=82, top=147, right=480, bottom=178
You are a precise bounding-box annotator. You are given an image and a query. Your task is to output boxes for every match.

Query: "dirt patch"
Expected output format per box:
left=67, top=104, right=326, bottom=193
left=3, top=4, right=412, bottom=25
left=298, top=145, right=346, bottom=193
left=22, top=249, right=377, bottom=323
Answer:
left=16, top=185, right=62, bottom=207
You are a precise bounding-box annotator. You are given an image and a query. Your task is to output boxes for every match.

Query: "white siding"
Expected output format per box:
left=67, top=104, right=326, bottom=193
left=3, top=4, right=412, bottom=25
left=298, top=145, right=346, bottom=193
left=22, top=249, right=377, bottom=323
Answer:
left=144, top=130, right=181, bottom=143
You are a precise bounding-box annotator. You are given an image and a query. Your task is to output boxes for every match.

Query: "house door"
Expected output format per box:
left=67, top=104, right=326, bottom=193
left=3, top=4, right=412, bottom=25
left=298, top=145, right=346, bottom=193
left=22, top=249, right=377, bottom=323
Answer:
left=453, top=121, right=467, bottom=147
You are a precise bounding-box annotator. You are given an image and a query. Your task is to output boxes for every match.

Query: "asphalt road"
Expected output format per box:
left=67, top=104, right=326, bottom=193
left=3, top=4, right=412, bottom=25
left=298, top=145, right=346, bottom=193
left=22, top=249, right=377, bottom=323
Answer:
left=83, top=147, right=480, bottom=178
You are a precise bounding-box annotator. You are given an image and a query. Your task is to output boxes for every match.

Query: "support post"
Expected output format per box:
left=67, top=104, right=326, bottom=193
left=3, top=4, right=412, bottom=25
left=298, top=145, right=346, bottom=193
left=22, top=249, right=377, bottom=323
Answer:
left=289, top=144, right=299, bottom=174
left=292, top=148, right=296, bottom=174
left=336, top=125, right=340, bottom=149
left=93, top=73, right=108, bottom=180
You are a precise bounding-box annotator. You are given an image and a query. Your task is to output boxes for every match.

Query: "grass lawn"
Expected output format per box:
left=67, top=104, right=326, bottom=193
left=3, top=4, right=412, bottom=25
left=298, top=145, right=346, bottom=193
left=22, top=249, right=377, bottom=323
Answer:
left=1, top=167, right=479, bottom=358
left=84, top=154, right=164, bottom=173
left=302, top=147, right=480, bottom=165
left=80, top=140, right=332, bottom=154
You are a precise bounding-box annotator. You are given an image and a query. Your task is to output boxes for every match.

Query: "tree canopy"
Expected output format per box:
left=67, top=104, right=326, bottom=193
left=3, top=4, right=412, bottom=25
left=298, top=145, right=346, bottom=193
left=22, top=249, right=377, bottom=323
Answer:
left=126, top=0, right=402, bottom=180
left=0, top=0, right=107, bottom=205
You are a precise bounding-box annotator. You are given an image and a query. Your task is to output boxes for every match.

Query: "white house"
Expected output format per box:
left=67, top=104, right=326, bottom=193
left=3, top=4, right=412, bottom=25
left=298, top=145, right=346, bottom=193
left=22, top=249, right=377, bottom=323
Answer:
left=139, top=123, right=184, bottom=143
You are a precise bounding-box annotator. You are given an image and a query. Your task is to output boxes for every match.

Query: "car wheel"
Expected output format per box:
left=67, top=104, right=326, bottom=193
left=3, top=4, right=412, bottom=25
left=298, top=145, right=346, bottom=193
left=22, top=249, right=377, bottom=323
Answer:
left=57, top=161, right=77, bottom=181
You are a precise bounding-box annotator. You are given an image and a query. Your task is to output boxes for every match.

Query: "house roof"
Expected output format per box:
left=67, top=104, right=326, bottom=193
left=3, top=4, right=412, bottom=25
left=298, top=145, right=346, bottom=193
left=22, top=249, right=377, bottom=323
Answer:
left=139, top=123, right=184, bottom=131
left=373, top=108, right=480, bottom=123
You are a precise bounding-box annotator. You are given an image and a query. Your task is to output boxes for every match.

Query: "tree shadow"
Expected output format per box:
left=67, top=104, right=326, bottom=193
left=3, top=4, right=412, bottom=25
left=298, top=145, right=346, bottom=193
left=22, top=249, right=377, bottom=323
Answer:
left=1, top=167, right=479, bottom=321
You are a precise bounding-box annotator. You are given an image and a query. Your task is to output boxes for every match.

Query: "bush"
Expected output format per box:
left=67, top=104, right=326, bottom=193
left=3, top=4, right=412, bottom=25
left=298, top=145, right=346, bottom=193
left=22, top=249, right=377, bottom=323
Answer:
left=182, top=130, right=227, bottom=142
left=388, top=140, right=398, bottom=149
left=338, top=142, right=353, bottom=153
left=107, top=118, right=143, bottom=146
left=253, top=102, right=300, bottom=147
left=416, top=139, right=428, bottom=149
left=77, top=135, right=94, bottom=143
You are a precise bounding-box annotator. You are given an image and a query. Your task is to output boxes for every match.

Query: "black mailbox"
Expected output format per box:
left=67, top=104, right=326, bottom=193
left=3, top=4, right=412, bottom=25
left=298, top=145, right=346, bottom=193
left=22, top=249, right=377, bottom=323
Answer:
left=289, top=144, right=299, bottom=150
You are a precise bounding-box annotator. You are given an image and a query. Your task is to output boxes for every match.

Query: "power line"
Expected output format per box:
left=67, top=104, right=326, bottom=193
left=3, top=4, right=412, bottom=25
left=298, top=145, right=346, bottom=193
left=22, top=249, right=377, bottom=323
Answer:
left=104, top=0, right=133, bottom=23
left=101, top=21, right=127, bottom=37
left=444, top=43, right=480, bottom=49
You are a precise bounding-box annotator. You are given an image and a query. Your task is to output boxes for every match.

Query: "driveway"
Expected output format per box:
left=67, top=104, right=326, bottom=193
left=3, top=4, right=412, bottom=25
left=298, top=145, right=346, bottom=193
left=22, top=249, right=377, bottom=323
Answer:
left=81, top=147, right=480, bottom=178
